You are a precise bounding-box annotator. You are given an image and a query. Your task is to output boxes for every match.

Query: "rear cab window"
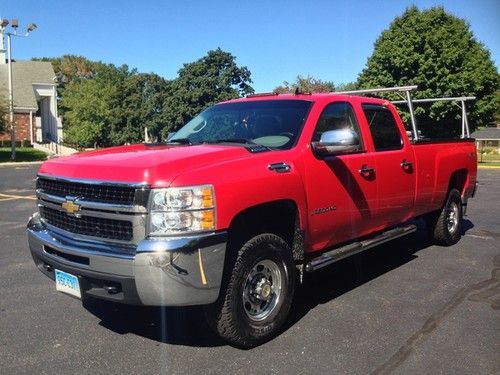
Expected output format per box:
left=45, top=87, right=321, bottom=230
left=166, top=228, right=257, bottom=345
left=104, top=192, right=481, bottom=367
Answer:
left=362, top=104, right=403, bottom=151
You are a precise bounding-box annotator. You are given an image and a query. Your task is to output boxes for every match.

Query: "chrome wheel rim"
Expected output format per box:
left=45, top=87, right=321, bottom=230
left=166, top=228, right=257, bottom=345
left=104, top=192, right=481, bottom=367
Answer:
left=447, top=202, right=459, bottom=234
left=242, top=259, right=282, bottom=322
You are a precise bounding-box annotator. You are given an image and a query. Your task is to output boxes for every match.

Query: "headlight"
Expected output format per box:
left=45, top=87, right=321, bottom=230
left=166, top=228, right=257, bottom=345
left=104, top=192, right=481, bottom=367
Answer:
left=149, top=185, right=215, bottom=236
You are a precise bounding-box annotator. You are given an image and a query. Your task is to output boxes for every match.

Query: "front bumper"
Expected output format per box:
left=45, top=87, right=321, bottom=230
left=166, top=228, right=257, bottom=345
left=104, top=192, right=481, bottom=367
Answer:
left=27, top=213, right=227, bottom=306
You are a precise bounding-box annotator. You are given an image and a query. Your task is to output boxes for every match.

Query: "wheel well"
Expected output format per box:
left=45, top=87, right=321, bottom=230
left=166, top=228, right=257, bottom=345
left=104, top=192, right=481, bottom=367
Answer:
left=447, top=169, right=468, bottom=196
left=227, top=200, right=303, bottom=261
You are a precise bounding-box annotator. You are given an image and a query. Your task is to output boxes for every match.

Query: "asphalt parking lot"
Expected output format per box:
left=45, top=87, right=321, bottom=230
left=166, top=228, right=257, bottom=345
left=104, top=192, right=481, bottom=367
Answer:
left=0, top=164, right=498, bottom=374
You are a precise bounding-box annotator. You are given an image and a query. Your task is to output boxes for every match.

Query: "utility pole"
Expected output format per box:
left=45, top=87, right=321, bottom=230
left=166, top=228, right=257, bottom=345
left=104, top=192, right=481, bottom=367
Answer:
left=0, top=19, right=37, bottom=161
left=7, top=31, right=14, bottom=160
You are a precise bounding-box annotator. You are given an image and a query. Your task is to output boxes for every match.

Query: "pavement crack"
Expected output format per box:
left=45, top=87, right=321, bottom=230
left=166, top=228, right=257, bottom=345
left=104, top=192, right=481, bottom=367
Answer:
left=372, top=253, right=500, bottom=375
left=468, top=255, right=500, bottom=310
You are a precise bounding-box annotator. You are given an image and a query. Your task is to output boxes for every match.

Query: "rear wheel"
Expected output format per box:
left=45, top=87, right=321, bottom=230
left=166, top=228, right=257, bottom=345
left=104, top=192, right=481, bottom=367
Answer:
left=204, top=233, right=296, bottom=348
left=425, top=188, right=463, bottom=246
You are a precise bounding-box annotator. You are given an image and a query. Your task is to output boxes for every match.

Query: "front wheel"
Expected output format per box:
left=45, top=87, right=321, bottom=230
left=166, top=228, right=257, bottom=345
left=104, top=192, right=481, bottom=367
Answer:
left=425, top=188, right=463, bottom=246
left=204, top=233, right=296, bottom=348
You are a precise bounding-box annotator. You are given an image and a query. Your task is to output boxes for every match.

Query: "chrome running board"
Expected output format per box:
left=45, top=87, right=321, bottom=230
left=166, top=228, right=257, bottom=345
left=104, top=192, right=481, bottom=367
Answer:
left=305, top=224, right=417, bottom=272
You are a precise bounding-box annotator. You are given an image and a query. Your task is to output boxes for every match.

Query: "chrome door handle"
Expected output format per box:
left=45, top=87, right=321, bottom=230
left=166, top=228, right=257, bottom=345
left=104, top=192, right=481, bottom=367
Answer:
left=268, top=162, right=291, bottom=173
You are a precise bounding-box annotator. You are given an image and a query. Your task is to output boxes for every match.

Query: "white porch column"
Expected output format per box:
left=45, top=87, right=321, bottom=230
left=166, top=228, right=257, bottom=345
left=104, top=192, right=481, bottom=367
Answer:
left=29, top=110, right=33, bottom=144
left=35, top=116, right=42, bottom=142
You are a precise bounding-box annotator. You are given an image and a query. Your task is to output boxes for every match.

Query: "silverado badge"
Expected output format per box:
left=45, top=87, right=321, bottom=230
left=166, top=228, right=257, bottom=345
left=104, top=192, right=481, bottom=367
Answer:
left=62, top=200, right=80, bottom=214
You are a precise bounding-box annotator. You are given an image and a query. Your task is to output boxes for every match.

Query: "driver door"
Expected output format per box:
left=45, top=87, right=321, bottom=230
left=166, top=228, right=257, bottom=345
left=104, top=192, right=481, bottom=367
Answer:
left=303, top=101, right=378, bottom=251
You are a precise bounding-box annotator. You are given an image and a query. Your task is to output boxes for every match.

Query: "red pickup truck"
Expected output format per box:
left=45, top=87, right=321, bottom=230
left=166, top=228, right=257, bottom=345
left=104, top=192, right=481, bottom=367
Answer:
left=27, top=87, right=477, bottom=347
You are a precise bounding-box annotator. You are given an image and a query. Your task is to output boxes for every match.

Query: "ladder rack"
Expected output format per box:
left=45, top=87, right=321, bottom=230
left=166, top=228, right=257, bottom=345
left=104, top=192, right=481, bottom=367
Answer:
left=392, top=96, right=476, bottom=138
left=333, top=85, right=418, bottom=96
left=333, top=85, right=475, bottom=140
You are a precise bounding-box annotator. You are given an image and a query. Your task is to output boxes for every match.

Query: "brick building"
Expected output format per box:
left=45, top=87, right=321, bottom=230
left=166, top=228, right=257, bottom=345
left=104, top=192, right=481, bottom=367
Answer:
left=0, top=29, right=61, bottom=145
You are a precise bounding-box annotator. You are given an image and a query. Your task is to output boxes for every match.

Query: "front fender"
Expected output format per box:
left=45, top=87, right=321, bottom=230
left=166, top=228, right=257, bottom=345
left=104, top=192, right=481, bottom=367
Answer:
left=170, top=152, right=308, bottom=232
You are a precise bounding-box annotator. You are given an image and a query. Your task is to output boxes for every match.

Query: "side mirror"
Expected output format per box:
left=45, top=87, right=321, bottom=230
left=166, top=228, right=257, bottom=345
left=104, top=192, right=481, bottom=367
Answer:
left=311, top=129, right=360, bottom=156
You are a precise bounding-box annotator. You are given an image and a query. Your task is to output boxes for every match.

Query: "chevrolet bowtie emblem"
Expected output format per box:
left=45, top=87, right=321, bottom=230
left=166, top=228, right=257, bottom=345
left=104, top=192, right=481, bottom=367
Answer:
left=62, top=200, right=80, bottom=214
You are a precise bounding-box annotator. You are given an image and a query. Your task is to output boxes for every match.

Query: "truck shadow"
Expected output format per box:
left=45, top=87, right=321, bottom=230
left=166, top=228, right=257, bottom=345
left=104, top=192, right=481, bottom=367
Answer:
left=83, top=298, right=225, bottom=347
left=83, top=219, right=474, bottom=348
left=285, top=218, right=474, bottom=333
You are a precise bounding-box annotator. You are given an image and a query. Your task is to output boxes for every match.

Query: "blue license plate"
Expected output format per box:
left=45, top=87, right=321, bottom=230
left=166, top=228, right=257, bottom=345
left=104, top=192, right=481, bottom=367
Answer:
left=55, top=269, right=81, bottom=298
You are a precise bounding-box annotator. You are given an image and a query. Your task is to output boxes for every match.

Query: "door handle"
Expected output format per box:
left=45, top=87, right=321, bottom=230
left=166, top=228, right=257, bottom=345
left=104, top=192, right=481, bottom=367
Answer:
left=359, top=165, right=375, bottom=176
left=400, top=160, right=413, bottom=170
left=268, top=162, right=291, bottom=173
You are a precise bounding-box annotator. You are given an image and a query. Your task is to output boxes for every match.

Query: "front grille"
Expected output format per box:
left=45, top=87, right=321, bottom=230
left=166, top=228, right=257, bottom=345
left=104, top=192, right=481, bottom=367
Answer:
left=40, top=206, right=133, bottom=241
left=37, top=177, right=136, bottom=205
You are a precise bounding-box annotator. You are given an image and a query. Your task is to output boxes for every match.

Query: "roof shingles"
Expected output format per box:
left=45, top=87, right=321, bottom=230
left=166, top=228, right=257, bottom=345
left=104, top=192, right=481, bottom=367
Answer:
left=0, top=61, right=56, bottom=111
left=471, top=128, right=500, bottom=140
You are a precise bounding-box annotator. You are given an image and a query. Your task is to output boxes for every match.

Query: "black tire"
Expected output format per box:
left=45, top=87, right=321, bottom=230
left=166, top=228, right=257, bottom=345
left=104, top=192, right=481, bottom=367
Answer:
left=425, top=188, right=463, bottom=246
left=204, top=233, right=296, bottom=348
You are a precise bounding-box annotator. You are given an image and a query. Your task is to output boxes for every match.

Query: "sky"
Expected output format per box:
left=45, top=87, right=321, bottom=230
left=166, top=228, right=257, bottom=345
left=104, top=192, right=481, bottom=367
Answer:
left=1, top=0, right=499, bottom=93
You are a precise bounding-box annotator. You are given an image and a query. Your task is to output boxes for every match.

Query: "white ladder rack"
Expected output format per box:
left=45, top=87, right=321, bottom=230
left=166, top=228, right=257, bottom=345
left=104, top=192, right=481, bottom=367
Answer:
left=333, top=85, right=475, bottom=140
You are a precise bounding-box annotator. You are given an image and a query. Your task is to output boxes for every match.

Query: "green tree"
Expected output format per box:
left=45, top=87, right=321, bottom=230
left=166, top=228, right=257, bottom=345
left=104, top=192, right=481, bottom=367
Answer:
left=61, top=76, right=120, bottom=148
left=33, top=55, right=109, bottom=104
left=335, top=82, right=358, bottom=92
left=0, top=94, right=8, bottom=134
left=163, top=48, right=254, bottom=136
left=46, top=49, right=253, bottom=146
left=494, top=90, right=500, bottom=125
left=358, top=6, right=499, bottom=130
left=34, top=55, right=101, bottom=84
left=274, top=75, right=335, bottom=94
left=61, top=63, right=133, bottom=147
left=61, top=61, right=172, bottom=148
left=113, top=73, right=172, bottom=143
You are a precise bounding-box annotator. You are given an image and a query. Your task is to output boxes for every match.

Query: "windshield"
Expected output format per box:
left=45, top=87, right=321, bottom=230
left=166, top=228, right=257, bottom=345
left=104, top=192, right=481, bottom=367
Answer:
left=170, top=100, right=312, bottom=149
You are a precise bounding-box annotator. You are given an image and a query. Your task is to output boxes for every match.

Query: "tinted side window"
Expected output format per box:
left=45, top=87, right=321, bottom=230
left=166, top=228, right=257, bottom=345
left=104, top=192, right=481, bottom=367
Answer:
left=313, top=102, right=363, bottom=148
left=362, top=104, right=403, bottom=151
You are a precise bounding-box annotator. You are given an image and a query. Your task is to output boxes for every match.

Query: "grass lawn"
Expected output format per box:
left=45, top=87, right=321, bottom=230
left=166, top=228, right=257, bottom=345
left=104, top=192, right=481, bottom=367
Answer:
left=0, top=147, right=48, bottom=163
left=478, top=162, right=500, bottom=168
left=478, top=153, right=500, bottom=162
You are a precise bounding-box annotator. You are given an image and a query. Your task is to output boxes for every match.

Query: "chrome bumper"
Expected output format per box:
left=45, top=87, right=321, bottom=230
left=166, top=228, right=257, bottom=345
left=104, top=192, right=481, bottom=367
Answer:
left=27, top=213, right=227, bottom=306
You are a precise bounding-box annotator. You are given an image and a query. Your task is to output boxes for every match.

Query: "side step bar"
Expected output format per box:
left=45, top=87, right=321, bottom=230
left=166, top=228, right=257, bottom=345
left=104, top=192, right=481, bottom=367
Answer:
left=305, top=224, right=417, bottom=272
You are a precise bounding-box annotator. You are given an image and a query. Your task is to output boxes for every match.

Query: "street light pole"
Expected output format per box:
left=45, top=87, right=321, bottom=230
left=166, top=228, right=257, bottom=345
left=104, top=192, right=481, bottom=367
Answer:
left=0, top=19, right=37, bottom=161
left=7, top=32, right=15, bottom=160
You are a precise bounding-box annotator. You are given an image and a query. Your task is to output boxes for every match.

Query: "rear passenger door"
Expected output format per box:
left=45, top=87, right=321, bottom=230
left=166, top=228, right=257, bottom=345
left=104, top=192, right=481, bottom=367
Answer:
left=361, top=104, right=416, bottom=227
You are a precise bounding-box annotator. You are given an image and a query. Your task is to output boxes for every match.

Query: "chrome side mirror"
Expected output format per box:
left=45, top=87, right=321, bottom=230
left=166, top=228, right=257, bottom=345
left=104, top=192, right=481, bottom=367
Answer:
left=311, top=129, right=360, bottom=156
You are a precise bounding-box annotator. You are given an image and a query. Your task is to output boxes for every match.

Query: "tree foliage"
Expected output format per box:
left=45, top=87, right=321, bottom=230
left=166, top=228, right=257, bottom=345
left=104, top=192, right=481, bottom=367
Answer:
left=0, top=94, right=8, bottom=134
left=274, top=75, right=335, bottom=94
left=34, top=55, right=104, bottom=87
left=494, top=90, right=500, bottom=125
left=114, top=73, right=171, bottom=143
left=61, top=63, right=172, bottom=148
left=357, top=6, right=499, bottom=130
left=162, top=48, right=253, bottom=136
left=335, top=82, right=359, bottom=92
left=45, top=49, right=252, bottom=147
left=61, top=73, right=120, bottom=147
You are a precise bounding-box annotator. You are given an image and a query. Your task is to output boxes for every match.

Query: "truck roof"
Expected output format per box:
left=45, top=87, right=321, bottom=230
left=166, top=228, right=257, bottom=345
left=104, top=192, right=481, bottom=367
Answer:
left=222, top=92, right=391, bottom=106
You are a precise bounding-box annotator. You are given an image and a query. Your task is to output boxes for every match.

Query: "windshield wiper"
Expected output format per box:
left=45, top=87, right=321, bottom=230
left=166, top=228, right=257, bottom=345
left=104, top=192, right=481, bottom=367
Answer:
left=166, top=138, right=192, bottom=145
left=206, top=138, right=256, bottom=145
left=205, top=138, right=271, bottom=152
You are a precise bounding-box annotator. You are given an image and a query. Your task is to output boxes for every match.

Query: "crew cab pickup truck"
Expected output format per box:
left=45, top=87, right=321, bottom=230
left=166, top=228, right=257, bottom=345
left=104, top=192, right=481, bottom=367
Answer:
left=27, top=87, right=477, bottom=347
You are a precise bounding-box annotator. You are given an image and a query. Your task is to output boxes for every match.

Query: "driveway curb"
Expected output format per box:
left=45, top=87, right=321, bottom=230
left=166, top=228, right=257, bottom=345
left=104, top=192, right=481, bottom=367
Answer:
left=0, top=161, right=44, bottom=167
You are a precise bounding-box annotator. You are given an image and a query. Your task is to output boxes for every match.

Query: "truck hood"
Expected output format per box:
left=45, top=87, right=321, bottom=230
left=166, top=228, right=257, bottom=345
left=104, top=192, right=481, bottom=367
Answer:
left=38, top=144, right=253, bottom=187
